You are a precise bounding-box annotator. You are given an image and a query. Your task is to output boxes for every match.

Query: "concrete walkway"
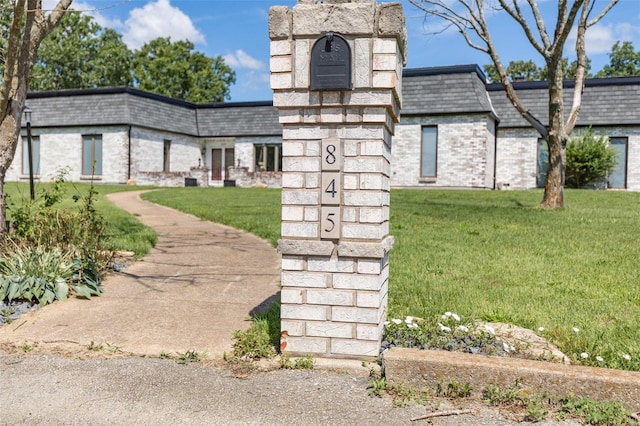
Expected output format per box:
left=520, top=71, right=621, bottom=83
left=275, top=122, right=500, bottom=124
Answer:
left=0, top=190, right=281, bottom=358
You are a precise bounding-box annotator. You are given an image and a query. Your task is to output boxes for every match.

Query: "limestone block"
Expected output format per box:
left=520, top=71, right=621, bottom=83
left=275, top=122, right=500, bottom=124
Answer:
left=278, top=239, right=335, bottom=256
left=294, top=39, right=310, bottom=88
left=271, top=39, right=292, bottom=56
left=373, top=54, right=397, bottom=71
left=305, top=140, right=321, bottom=156
left=373, top=38, right=397, bottom=54
left=336, top=125, right=385, bottom=140
left=360, top=174, right=384, bottom=189
left=292, top=3, right=376, bottom=36
left=307, top=289, right=354, bottom=306
left=282, top=141, right=304, bottom=156
left=282, top=172, right=304, bottom=188
left=354, top=39, right=371, bottom=88
left=270, top=55, right=292, bottom=73
left=282, top=157, right=320, bottom=172
left=321, top=92, right=342, bottom=106
left=281, top=304, right=328, bottom=321
left=356, top=284, right=388, bottom=309
left=282, top=270, right=329, bottom=288
left=308, top=256, right=354, bottom=273
left=282, top=255, right=305, bottom=271
left=282, top=189, right=319, bottom=205
left=306, top=322, right=353, bottom=338
left=343, top=174, right=358, bottom=190
left=273, top=91, right=319, bottom=108
left=357, top=258, right=383, bottom=275
left=282, top=126, right=330, bottom=140
left=331, top=339, right=380, bottom=357
left=343, top=190, right=384, bottom=207
left=372, top=71, right=396, bottom=88
left=271, top=72, right=293, bottom=90
left=376, top=3, right=408, bottom=64
left=356, top=323, right=384, bottom=340
left=333, top=273, right=381, bottom=291
left=281, top=320, right=304, bottom=336
left=337, top=236, right=394, bottom=258
left=282, top=205, right=304, bottom=221
left=305, top=172, right=320, bottom=188
left=359, top=207, right=384, bottom=223
left=332, top=306, right=381, bottom=324
left=342, top=223, right=386, bottom=240
left=320, top=108, right=344, bottom=123
left=278, top=109, right=302, bottom=124
left=304, top=206, right=319, bottom=221
left=343, top=157, right=385, bottom=174
left=282, top=336, right=328, bottom=354
left=342, top=207, right=357, bottom=222
left=269, top=6, right=292, bottom=39
left=362, top=107, right=387, bottom=123
left=281, top=221, right=318, bottom=238
left=281, top=288, right=304, bottom=304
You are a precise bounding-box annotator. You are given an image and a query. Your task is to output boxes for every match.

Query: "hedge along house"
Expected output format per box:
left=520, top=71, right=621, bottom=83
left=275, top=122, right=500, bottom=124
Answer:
left=10, top=65, right=640, bottom=191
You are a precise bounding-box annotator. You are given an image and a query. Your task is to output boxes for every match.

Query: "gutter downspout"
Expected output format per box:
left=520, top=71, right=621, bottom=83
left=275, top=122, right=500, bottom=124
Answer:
left=493, top=122, right=498, bottom=190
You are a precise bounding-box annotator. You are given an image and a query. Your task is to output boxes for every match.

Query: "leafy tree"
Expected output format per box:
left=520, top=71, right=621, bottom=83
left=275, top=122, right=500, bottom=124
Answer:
left=483, top=58, right=592, bottom=83
left=133, top=37, right=236, bottom=103
left=409, top=0, right=619, bottom=208
left=596, top=41, right=640, bottom=77
left=30, top=11, right=132, bottom=90
left=565, top=128, right=617, bottom=188
left=0, top=0, right=73, bottom=234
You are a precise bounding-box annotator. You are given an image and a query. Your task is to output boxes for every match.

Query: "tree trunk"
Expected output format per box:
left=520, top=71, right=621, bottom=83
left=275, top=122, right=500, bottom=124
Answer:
left=0, top=109, right=21, bottom=235
left=541, top=61, right=567, bottom=209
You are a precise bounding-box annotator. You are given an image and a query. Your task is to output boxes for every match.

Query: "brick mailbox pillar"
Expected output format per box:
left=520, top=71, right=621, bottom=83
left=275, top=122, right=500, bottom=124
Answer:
left=269, top=0, right=406, bottom=359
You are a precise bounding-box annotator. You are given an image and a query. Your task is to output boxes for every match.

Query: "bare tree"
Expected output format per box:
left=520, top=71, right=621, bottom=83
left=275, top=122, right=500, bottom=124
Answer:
left=0, top=0, right=72, bottom=233
left=408, top=0, right=619, bottom=208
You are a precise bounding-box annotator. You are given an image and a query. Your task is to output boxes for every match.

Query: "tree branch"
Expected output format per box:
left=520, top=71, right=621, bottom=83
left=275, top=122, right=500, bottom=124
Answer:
left=498, top=0, right=547, bottom=56
left=586, top=0, right=620, bottom=27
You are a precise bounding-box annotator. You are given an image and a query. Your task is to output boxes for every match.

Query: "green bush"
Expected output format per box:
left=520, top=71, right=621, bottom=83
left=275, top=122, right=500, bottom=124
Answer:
left=1, top=172, right=107, bottom=305
left=566, top=128, right=618, bottom=188
left=0, top=247, right=102, bottom=305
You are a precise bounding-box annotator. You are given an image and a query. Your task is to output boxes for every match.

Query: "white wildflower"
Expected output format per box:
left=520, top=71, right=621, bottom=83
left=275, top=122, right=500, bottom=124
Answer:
left=451, top=313, right=461, bottom=322
left=392, top=318, right=402, bottom=325
left=456, top=325, right=469, bottom=333
left=444, top=312, right=452, bottom=317
left=437, top=323, right=451, bottom=333
left=622, top=354, right=632, bottom=361
left=409, top=323, right=419, bottom=329
left=502, top=342, right=510, bottom=352
left=537, top=327, right=545, bottom=332
left=383, top=321, right=390, bottom=326
left=572, top=327, right=580, bottom=333
left=405, top=316, right=414, bottom=324
left=596, top=356, right=604, bottom=362
left=510, top=345, right=516, bottom=352
left=484, top=324, right=495, bottom=335
left=580, top=352, right=589, bottom=359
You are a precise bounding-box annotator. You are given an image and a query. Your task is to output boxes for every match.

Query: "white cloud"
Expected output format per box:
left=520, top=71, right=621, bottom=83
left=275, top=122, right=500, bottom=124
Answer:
left=69, top=1, right=124, bottom=29
left=569, top=22, right=640, bottom=56
left=122, top=0, right=205, bottom=49
left=223, top=50, right=265, bottom=70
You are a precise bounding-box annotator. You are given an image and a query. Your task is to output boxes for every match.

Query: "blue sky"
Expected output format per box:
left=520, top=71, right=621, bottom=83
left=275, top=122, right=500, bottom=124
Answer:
left=60, top=0, right=640, bottom=102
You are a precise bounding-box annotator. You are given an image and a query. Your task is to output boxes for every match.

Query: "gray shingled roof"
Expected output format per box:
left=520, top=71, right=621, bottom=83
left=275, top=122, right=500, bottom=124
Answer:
left=197, top=102, right=281, bottom=137
left=488, top=77, right=640, bottom=128
left=401, top=65, right=495, bottom=116
left=26, top=69, right=640, bottom=135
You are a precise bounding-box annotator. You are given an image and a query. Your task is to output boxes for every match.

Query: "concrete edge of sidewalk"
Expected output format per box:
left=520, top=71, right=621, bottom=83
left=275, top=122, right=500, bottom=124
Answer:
left=382, top=347, right=640, bottom=412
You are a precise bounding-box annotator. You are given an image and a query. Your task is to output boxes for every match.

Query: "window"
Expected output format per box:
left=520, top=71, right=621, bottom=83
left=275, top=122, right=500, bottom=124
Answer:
left=255, top=144, right=281, bottom=172
left=420, top=126, right=437, bottom=178
left=608, top=137, right=628, bottom=189
left=537, top=138, right=549, bottom=188
left=163, top=139, right=171, bottom=172
left=22, top=135, right=40, bottom=175
left=82, top=134, right=102, bottom=176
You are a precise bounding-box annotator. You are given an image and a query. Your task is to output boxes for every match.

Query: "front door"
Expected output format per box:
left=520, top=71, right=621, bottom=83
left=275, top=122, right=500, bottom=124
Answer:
left=212, top=148, right=223, bottom=180
left=212, top=148, right=235, bottom=181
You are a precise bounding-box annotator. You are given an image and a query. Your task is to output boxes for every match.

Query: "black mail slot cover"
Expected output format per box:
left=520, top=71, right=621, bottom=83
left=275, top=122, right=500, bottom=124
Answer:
left=310, top=32, right=352, bottom=91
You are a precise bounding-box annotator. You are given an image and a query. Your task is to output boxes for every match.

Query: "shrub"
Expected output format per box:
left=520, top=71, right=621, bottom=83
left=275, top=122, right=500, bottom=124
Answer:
left=0, top=247, right=102, bottom=305
left=565, top=128, right=618, bottom=189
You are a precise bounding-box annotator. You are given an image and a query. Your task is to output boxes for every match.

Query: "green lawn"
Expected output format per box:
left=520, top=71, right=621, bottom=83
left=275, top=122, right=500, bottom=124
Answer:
left=143, top=187, right=640, bottom=370
left=5, top=182, right=157, bottom=256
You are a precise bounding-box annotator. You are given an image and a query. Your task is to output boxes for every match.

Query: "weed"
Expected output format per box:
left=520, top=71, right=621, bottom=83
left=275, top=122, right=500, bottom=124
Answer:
left=367, top=377, right=389, bottom=397
left=229, top=302, right=280, bottom=361
left=86, top=341, right=103, bottom=351
left=175, top=350, right=206, bottom=364
left=436, top=379, right=472, bottom=398
left=367, top=377, right=430, bottom=407
left=556, top=396, right=635, bottom=425
left=279, top=353, right=313, bottom=370
left=1, top=307, right=15, bottom=323
left=21, top=341, right=36, bottom=352
left=525, top=395, right=549, bottom=422
left=483, top=381, right=523, bottom=406
left=105, top=342, right=121, bottom=353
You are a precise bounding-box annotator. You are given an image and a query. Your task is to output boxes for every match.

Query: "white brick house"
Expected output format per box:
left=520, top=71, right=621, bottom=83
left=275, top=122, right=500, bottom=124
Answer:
left=10, top=66, right=640, bottom=191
